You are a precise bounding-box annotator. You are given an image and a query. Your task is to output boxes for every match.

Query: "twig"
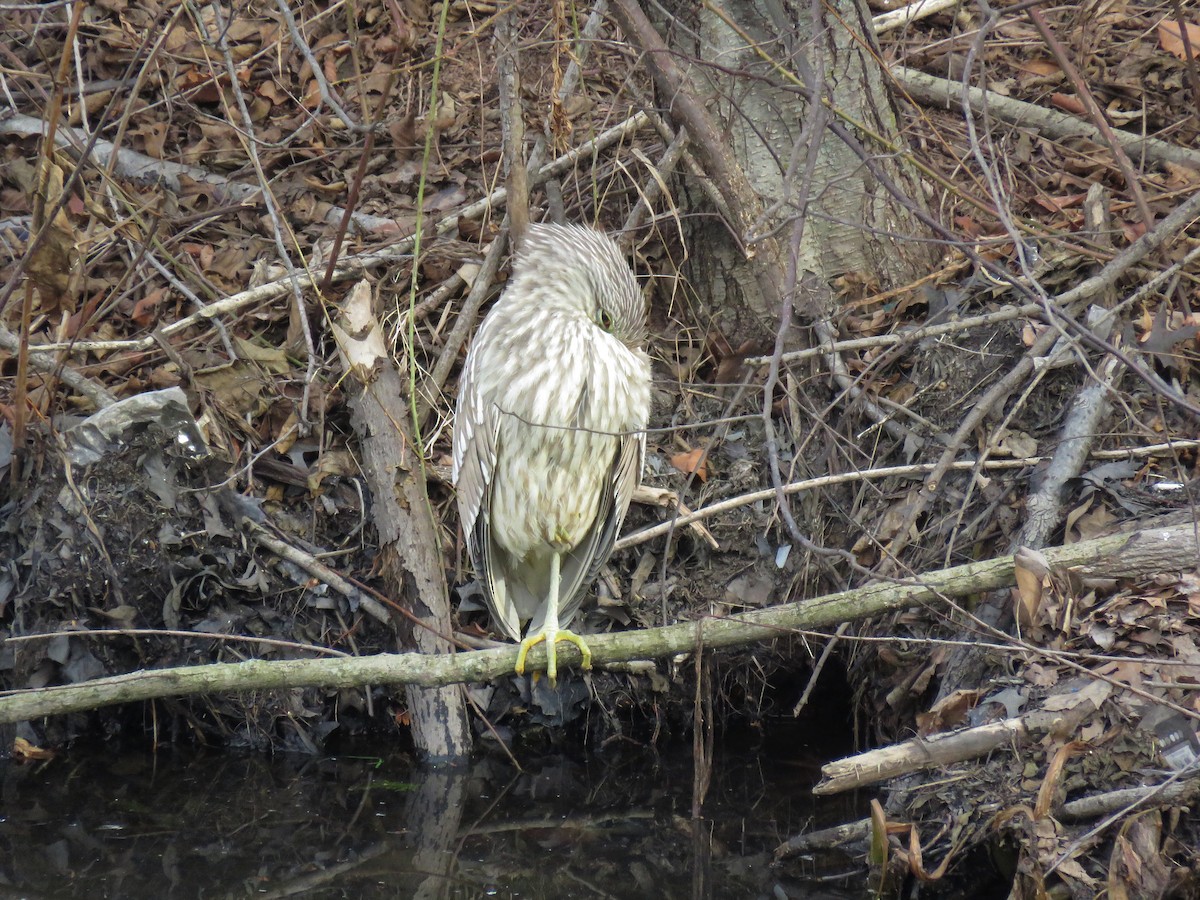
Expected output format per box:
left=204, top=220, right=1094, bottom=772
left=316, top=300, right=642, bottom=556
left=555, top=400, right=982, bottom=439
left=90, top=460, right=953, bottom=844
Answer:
left=753, top=231, right=1200, bottom=371
left=192, top=0, right=318, bottom=424
left=143, top=251, right=236, bottom=358
left=748, top=300, right=1035, bottom=367
left=621, top=127, right=689, bottom=236
left=641, top=109, right=738, bottom=231
left=1018, top=355, right=1120, bottom=549
left=1056, top=777, right=1200, bottom=821
left=242, top=518, right=394, bottom=629
left=417, top=229, right=509, bottom=427
left=833, top=106, right=1200, bottom=426
left=775, top=818, right=870, bottom=858
left=814, top=710, right=1064, bottom=795
left=4, top=627, right=350, bottom=657
left=631, top=484, right=719, bottom=550
left=792, top=621, right=848, bottom=717
left=319, top=49, right=400, bottom=294
left=272, top=0, right=366, bottom=132
left=762, top=50, right=836, bottom=550
left=1048, top=766, right=1200, bottom=875
left=609, top=0, right=785, bottom=312
left=11, top=1, right=84, bottom=464
left=882, top=324, right=1060, bottom=566
left=0, top=321, right=116, bottom=407
left=525, top=0, right=610, bottom=177
left=1167, top=0, right=1200, bottom=116
left=615, top=456, right=1044, bottom=552
left=495, top=7, right=529, bottom=242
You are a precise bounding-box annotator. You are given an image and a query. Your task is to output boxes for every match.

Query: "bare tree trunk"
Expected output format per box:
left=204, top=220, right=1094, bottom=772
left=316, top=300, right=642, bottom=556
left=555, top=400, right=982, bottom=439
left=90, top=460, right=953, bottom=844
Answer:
left=652, top=0, right=935, bottom=342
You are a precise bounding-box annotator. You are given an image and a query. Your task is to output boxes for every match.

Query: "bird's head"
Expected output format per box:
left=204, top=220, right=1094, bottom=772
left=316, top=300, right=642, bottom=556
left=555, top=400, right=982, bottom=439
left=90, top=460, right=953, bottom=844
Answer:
left=511, top=223, right=647, bottom=347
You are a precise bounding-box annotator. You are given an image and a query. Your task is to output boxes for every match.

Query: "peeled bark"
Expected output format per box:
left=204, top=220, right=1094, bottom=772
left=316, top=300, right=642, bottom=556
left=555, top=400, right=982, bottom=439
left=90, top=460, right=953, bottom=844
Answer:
left=333, top=281, right=471, bottom=764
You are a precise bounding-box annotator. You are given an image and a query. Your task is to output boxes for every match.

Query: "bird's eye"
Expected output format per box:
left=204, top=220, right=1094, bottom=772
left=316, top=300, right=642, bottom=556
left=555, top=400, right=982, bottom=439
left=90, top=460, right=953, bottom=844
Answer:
left=596, top=308, right=615, bottom=331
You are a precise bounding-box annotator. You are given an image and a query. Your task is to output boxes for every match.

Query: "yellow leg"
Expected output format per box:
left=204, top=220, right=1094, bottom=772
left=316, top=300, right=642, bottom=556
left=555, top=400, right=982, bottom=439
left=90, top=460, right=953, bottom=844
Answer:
left=513, top=552, right=593, bottom=685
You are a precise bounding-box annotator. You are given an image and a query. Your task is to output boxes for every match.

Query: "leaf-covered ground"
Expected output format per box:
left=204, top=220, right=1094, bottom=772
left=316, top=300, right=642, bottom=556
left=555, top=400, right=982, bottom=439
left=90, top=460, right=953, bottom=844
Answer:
left=2, top=0, right=1200, bottom=893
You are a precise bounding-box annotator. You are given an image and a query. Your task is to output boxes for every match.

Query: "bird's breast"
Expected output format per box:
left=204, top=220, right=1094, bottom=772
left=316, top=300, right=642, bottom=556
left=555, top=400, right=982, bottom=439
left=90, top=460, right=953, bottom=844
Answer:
left=481, top=322, right=650, bottom=560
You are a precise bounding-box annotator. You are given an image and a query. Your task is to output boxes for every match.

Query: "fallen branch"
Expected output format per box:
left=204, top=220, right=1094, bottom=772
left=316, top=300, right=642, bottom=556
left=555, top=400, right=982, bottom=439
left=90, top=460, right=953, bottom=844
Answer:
left=0, top=113, right=401, bottom=235
left=242, top=517, right=395, bottom=629
left=777, top=770, right=1199, bottom=860
left=0, top=321, right=117, bottom=408
left=1, top=521, right=1195, bottom=725
left=892, top=66, right=1200, bottom=172
left=873, top=0, right=959, bottom=34
left=775, top=818, right=870, bottom=858
left=1057, top=777, right=1200, bottom=821
left=937, top=353, right=1120, bottom=698
left=813, top=711, right=1062, bottom=795
left=876, top=177, right=1200, bottom=564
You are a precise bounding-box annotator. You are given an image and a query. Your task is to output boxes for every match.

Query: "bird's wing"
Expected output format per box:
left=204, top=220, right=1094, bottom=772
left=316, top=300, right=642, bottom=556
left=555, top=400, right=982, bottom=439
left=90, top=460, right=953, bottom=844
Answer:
left=453, top=364, right=525, bottom=641
left=451, top=356, right=494, bottom=545
left=551, top=428, right=646, bottom=631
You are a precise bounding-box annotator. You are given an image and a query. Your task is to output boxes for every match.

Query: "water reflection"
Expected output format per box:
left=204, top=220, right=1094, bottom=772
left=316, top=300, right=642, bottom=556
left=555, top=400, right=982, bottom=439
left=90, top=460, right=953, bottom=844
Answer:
left=0, top=740, right=861, bottom=898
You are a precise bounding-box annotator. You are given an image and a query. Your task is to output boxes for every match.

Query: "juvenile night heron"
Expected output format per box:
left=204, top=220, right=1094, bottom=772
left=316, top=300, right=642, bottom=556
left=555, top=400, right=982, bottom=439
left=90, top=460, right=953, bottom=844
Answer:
left=452, top=223, right=652, bottom=684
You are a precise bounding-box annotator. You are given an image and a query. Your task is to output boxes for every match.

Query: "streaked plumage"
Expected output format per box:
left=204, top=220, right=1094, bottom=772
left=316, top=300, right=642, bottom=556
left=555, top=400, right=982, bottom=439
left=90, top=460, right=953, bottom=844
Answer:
left=452, top=223, right=651, bottom=683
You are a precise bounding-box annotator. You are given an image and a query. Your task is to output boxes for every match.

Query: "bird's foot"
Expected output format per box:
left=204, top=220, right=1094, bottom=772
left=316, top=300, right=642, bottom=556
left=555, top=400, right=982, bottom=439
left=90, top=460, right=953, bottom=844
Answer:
left=515, top=628, right=593, bottom=685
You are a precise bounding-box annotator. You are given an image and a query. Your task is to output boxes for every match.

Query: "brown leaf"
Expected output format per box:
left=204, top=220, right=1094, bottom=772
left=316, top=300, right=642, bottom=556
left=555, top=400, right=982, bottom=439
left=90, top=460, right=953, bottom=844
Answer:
left=705, top=332, right=757, bottom=385
left=131, top=286, right=167, bottom=328
left=184, top=242, right=215, bottom=272
left=176, top=67, right=223, bottom=104
left=195, top=362, right=271, bottom=418
left=138, top=121, right=169, bottom=158
left=1034, top=740, right=1086, bottom=819
left=1032, top=192, right=1087, bottom=213
left=867, top=798, right=890, bottom=871
left=1158, top=19, right=1200, bottom=61
left=27, top=157, right=79, bottom=316
left=307, top=449, right=358, bottom=494
left=954, top=215, right=982, bottom=238
left=1014, top=546, right=1050, bottom=629
left=1120, top=219, right=1148, bottom=243
left=90, top=604, right=139, bottom=626
left=1019, top=57, right=1061, bottom=76
left=1108, top=811, right=1171, bottom=899
left=1050, top=93, right=1086, bottom=115
left=916, top=689, right=980, bottom=736
left=389, top=112, right=418, bottom=158
left=12, top=736, right=56, bottom=762
left=669, top=448, right=709, bottom=482
left=233, top=337, right=290, bottom=375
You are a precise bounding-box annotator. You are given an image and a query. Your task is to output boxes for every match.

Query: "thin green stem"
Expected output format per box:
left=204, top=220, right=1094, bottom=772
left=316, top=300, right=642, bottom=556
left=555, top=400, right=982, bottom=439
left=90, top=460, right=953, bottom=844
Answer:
left=407, top=0, right=453, bottom=468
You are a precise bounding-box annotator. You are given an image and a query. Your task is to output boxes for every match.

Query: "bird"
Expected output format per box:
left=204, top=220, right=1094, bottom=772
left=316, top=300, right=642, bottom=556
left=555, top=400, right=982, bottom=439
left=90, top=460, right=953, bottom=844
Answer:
left=452, top=222, right=652, bottom=684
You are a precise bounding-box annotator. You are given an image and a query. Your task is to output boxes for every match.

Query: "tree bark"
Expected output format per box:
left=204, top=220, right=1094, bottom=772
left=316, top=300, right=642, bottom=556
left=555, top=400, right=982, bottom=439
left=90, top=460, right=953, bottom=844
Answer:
left=642, top=0, right=936, bottom=343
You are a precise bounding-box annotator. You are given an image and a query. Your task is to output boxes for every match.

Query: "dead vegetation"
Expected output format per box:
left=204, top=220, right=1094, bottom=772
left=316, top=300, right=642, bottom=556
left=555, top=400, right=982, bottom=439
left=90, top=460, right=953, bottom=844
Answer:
left=2, top=0, right=1200, bottom=894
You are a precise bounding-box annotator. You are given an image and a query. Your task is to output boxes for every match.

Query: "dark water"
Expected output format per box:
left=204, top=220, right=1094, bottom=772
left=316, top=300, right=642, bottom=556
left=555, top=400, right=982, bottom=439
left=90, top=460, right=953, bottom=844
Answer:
left=0, top=733, right=864, bottom=899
